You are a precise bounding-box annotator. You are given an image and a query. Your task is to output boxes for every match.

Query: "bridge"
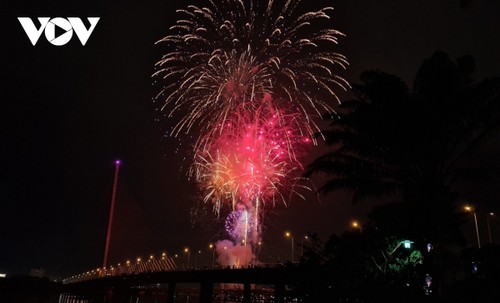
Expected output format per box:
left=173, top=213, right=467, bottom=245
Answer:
left=63, top=263, right=304, bottom=303
left=61, top=161, right=305, bottom=302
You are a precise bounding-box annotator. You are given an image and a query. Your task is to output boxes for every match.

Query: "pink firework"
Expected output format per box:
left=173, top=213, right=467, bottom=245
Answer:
left=193, top=98, right=312, bottom=215
left=194, top=98, right=312, bottom=251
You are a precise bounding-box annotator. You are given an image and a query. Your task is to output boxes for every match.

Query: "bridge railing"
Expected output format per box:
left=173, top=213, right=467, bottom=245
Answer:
left=63, top=256, right=177, bottom=284
left=63, top=259, right=291, bottom=285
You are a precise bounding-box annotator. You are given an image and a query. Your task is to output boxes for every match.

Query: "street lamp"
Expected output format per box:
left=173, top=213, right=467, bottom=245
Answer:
left=253, top=241, right=262, bottom=261
left=402, top=240, right=413, bottom=249
left=194, top=250, right=202, bottom=269
left=209, top=244, right=216, bottom=269
left=184, top=248, right=190, bottom=269
left=285, top=231, right=294, bottom=262
left=301, top=236, right=309, bottom=257
left=351, top=220, right=362, bottom=232
left=487, top=212, right=495, bottom=243
left=464, top=205, right=481, bottom=249
left=137, top=257, right=142, bottom=272
left=389, top=239, right=414, bottom=255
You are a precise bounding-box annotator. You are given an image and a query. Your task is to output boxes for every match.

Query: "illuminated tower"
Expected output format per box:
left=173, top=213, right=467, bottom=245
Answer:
left=103, top=160, right=121, bottom=269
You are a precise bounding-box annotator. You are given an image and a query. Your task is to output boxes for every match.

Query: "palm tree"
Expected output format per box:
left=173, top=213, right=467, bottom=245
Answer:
left=306, top=51, right=500, bottom=244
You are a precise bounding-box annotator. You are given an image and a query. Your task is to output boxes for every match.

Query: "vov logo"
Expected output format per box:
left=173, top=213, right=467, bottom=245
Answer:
left=18, top=17, right=100, bottom=46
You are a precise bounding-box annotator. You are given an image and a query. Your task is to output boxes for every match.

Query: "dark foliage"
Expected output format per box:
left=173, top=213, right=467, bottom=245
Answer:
left=306, top=51, right=500, bottom=245
left=293, top=229, right=429, bottom=303
left=294, top=233, right=500, bottom=302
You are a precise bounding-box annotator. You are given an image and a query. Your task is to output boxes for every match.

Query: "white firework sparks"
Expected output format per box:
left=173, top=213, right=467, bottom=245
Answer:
left=154, top=0, right=349, bottom=152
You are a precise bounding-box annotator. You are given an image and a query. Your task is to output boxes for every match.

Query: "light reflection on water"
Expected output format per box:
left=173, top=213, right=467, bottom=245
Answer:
left=58, top=294, right=167, bottom=303
left=56, top=291, right=271, bottom=303
left=56, top=295, right=240, bottom=303
left=58, top=293, right=173, bottom=303
left=58, top=293, right=92, bottom=303
left=54, top=284, right=281, bottom=303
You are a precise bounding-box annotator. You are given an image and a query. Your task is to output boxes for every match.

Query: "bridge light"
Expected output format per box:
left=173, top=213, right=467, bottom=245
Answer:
left=162, top=252, right=167, bottom=257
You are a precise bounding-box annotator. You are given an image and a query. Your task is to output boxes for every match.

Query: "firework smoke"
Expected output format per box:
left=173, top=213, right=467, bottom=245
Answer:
left=216, top=240, right=253, bottom=268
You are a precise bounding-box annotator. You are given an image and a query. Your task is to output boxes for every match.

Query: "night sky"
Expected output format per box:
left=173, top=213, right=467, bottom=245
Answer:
left=1, top=0, right=500, bottom=279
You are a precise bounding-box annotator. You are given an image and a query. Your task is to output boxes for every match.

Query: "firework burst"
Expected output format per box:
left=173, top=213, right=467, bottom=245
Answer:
left=192, top=99, right=312, bottom=214
left=154, top=0, right=349, bottom=151
left=155, top=0, right=348, bottom=265
left=225, top=206, right=253, bottom=242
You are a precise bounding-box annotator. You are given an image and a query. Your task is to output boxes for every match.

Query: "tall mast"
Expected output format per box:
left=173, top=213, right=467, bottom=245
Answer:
left=103, top=160, right=121, bottom=269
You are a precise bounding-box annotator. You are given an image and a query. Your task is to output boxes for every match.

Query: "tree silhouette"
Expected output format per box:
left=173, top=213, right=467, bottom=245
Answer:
left=306, top=51, right=500, bottom=244
left=295, top=229, right=425, bottom=302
